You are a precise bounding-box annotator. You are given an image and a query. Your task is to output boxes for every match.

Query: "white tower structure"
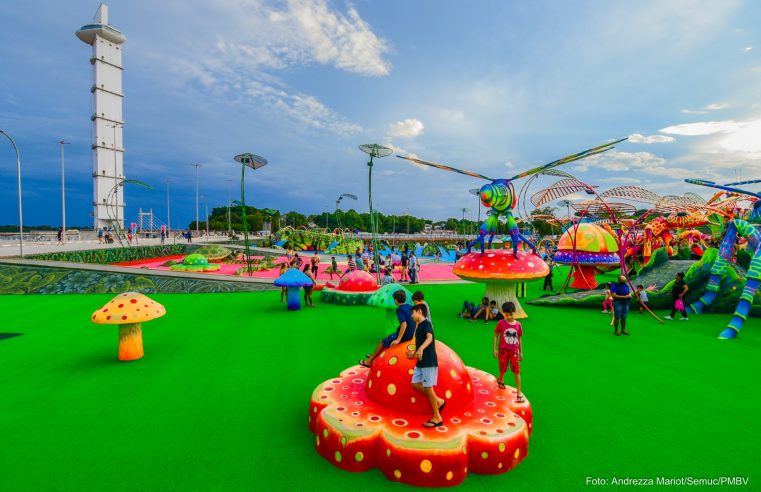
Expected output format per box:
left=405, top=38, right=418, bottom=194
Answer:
left=76, top=4, right=127, bottom=229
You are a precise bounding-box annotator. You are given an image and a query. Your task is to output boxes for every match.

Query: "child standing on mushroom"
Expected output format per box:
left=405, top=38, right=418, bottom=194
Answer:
left=360, top=290, right=414, bottom=368
left=493, top=302, right=524, bottom=403
left=408, top=303, right=445, bottom=428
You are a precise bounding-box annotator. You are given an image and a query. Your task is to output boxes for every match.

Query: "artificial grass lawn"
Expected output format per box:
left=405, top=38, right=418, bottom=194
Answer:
left=1, top=281, right=760, bottom=491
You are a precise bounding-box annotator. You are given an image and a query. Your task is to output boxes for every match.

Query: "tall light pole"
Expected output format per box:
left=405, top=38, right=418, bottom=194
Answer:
left=0, top=129, right=23, bottom=257
left=58, top=140, right=70, bottom=243
left=233, top=153, right=268, bottom=276
left=193, top=163, right=201, bottom=238
left=335, top=193, right=357, bottom=231
left=164, top=179, right=171, bottom=233
left=359, top=144, right=393, bottom=284
left=201, top=195, right=209, bottom=236
left=460, top=207, right=469, bottom=236
left=226, top=178, right=233, bottom=233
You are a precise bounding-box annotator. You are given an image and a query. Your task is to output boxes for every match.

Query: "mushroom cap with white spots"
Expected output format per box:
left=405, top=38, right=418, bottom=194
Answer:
left=91, top=292, right=166, bottom=325
left=453, top=251, right=549, bottom=282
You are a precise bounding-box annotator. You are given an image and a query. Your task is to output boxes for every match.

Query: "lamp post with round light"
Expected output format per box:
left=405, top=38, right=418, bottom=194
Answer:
left=359, top=144, right=393, bottom=284
left=0, top=129, right=23, bottom=257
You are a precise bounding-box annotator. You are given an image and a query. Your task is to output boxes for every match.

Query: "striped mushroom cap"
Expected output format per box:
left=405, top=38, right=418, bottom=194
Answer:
left=91, top=292, right=166, bottom=324
left=453, top=251, right=549, bottom=282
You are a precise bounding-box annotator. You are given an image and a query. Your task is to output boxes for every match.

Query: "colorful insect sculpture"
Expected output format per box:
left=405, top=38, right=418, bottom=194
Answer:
left=685, top=179, right=761, bottom=339
left=642, top=211, right=709, bottom=262
left=397, top=138, right=626, bottom=254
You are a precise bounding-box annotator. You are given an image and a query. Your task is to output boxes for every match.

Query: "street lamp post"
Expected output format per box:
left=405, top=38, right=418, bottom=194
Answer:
left=226, top=179, right=233, bottom=234
left=359, top=144, right=393, bottom=284
left=233, top=153, right=268, bottom=276
left=193, top=163, right=201, bottom=239
left=164, top=179, right=171, bottom=234
left=201, top=195, right=209, bottom=236
left=58, top=140, right=70, bottom=243
left=460, top=207, right=469, bottom=237
left=0, top=129, right=23, bottom=257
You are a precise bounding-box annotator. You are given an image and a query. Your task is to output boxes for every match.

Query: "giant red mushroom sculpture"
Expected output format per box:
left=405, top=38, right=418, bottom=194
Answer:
left=452, top=250, right=548, bottom=319
left=309, top=341, right=532, bottom=487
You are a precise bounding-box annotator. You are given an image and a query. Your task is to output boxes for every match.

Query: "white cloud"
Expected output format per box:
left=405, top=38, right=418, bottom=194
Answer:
left=745, top=46, right=753, bottom=52
left=504, top=162, right=514, bottom=168
left=576, top=150, right=697, bottom=179
left=213, top=0, right=391, bottom=76
left=628, top=133, right=675, bottom=144
left=660, top=120, right=742, bottom=136
left=597, top=176, right=643, bottom=184
left=680, top=102, right=728, bottom=115
left=387, top=118, right=425, bottom=139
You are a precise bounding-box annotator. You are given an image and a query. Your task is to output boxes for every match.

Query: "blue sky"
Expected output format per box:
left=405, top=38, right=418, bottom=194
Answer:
left=1, top=0, right=760, bottom=228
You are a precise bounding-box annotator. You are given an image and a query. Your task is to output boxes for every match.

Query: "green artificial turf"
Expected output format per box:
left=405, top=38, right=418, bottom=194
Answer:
left=1, top=280, right=760, bottom=491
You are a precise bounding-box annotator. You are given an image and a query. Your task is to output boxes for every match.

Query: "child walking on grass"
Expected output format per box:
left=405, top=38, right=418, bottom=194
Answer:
left=493, top=302, right=524, bottom=403
left=278, top=263, right=288, bottom=303
left=636, top=285, right=649, bottom=314
left=602, top=282, right=613, bottom=314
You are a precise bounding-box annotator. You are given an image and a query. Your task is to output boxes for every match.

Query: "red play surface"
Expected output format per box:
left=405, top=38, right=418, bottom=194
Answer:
left=114, top=256, right=461, bottom=282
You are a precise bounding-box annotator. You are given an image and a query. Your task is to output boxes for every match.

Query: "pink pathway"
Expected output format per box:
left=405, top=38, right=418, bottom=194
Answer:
left=115, top=256, right=462, bottom=282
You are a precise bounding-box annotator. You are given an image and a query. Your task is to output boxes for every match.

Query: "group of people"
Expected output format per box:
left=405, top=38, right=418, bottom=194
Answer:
left=358, top=289, right=524, bottom=428
left=458, top=297, right=503, bottom=323
left=603, top=272, right=689, bottom=336
left=283, top=246, right=422, bottom=285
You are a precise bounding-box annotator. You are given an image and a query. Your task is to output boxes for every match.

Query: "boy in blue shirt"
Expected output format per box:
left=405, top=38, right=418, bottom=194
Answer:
left=360, top=290, right=414, bottom=367
left=610, top=275, right=632, bottom=336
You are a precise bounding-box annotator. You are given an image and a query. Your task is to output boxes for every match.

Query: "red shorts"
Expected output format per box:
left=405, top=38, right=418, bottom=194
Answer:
left=498, top=349, right=520, bottom=374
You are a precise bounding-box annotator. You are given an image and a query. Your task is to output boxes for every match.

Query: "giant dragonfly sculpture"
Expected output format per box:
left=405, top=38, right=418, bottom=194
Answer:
left=397, top=138, right=627, bottom=254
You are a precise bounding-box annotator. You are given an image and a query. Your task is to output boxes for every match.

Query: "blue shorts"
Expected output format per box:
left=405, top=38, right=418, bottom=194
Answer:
left=412, top=366, right=438, bottom=388
left=613, top=301, right=630, bottom=319
left=381, top=333, right=397, bottom=348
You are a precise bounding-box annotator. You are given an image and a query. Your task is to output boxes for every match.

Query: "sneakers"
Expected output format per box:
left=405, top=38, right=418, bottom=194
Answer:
left=679, top=317, right=688, bottom=321
left=602, top=310, right=608, bottom=313
left=664, top=315, right=673, bottom=320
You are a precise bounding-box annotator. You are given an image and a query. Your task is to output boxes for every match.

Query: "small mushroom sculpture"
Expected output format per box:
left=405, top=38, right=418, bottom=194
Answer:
left=91, top=292, right=166, bottom=361
left=169, top=253, right=221, bottom=272
left=554, top=223, right=620, bottom=289
left=320, top=270, right=380, bottom=306
left=453, top=250, right=548, bottom=319
left=309, top=341, right=532, bottom=487
left=274, top=268, right=314, bottom=311
left=366, top=284, right=414, bottom=336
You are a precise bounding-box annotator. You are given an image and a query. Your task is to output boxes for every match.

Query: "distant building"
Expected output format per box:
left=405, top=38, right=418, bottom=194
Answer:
left=76, top=4, right=127, bottom=229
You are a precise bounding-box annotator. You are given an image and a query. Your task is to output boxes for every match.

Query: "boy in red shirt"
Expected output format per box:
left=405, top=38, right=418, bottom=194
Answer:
left=493, top=302, right=524, bottom=403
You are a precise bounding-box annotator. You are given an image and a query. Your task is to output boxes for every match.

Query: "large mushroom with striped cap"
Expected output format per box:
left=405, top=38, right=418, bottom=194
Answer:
left=91, top=292, right=166, bottom=361
left=554, top=223, right=620, bottom=289
left=453, top=250, right=548, bottom=319
left=309, top=341, right=532, bottom=487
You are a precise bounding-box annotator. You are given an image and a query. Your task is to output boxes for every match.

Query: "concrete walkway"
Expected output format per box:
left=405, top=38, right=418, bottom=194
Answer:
left=0, top=236, right=231, bottom=258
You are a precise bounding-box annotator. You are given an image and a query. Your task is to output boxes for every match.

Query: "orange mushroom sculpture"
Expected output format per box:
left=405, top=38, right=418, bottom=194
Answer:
left=554, top=223, right=620, bottom=289
left=91, top=292, right=166, bottom=361
left=309, top=341, right=532, bottom=487
left=453, top=250, right=548, bottom=319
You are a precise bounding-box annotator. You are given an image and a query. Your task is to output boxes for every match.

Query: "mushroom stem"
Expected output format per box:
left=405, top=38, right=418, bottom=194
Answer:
left=286, top=287, right=301, bottom=310
left=570, top=265, right=599, bottom=289
left=118, top=323, right=144, bottom=361
left=485, top=281, right=527, bottom=319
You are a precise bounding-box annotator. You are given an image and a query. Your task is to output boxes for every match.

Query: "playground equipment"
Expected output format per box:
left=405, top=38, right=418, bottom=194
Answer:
left=170, top=254, right=221, bottom=272
left=309, top=341, right=532, bottom=487
left=684, top=178, right=761, bottom=338
left=91, top=292, right=166, bottom=361
left=453, top=250, right=548, bottom=318
left=321, top=270, right=380, bottom=305
left=398, top=138, right=626, bottom=254
left=274, top=227, right=363, bottom=255
left=554, top=223, right=619, bottom=289
left=274, top=268, right=314, bottom=311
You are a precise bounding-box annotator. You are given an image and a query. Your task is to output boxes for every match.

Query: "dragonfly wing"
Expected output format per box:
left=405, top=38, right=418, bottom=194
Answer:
left=509, top=137, right=627, bottom=180
left=396, top=155, right=493, bottom=180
